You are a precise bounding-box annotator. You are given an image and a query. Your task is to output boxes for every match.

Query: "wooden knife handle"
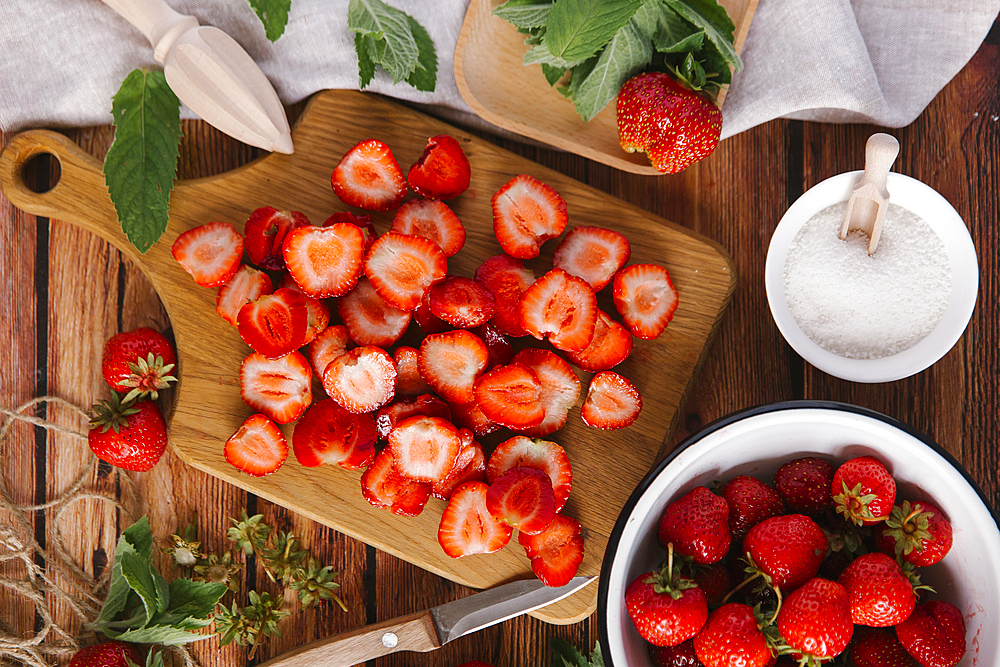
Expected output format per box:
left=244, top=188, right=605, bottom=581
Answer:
left=254, top=610, right=441, bottom=667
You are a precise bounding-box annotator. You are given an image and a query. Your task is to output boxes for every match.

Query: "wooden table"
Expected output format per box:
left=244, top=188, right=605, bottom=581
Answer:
left=2, top=20, right=997, bottom=667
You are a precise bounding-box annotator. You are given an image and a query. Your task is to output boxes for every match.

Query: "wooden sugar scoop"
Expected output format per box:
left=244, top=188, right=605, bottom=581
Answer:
left=839, top=133, right=900, bottom=255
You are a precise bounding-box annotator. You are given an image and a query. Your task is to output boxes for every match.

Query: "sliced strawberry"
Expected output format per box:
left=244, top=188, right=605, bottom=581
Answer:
left=491, top=174, right=568, bottom=259
left=518, top=514, right=585, bottom=587
left=225, top=414, right=288, bottom=477
left=473, top=363, right=545, bottom=430
left=519, top=268, right=598, bottom=352
left=511, top=348, right=581, bottom=437
left=330, top=138, right=407, bottom=211
left=323, top=211, right=377, bottom=252
left=390, top=199, right=466, bottom=257
left=387, top=415, right=461, bottom=483
left=428, top=276, right=496, bottom=329
left=240, top=351, right=313, bottom=424
left=612, top=264, right=679, bottom=339
left=553, top=226, right=631, bottom=291
left=474, top=255, right=536, bottom=337
left=487, top=435, right=573, bottom=512
left=216, top=265, right=273, bottom=326
left=418, top=330, right=489, bottom=404
left=393, top=346, right=432, bottom=395
left=438, top=481, right=512, bottom=558
left=337, top=276, right=412, bottom=347
left=282, top=223, right=365, bottom=298
left=486, top=466, right=556, bottom=535
left=565, top=310, right=632, bottom=372
left=407, top=134, right=471, bottom=200
left=448, top=400, right=501, bottom=437
left=581, top=371, right=642, bottom=430
left=292, top=398, right=377, bottom=470
left=322, top=346, right=397, bottom=414
left=414, top=291, right=451, bottom=334
left=244, top=207, right=310, bottom=270
left=301, top=294, right=330, bottom=345
left=237, top=288, right=309, bottom=359
left=172, top=221, right=244, bottom=287
left=307, top=324, right=349, bottom=378
left=470, top=322, right=514, bottom=368
left=361, top=448, right=432, bottom=517
left=433, top=437, right=487, bottom=500
left=375, top=394, right=452, bottom=440
left=364, top=231, right=448, bottom=311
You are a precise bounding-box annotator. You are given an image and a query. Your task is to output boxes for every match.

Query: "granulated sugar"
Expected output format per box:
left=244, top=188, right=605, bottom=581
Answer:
left=783, top=201, right=952, bottom=359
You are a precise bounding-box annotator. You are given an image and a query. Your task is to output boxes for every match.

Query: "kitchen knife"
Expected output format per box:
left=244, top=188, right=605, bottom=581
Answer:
left=99, top=0, right=294, bottom=154
left=255, top=575, right=596, bottom=667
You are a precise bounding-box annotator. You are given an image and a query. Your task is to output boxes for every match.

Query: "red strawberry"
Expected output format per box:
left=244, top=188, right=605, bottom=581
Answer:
left=487, top=435, right=572, bottom=512
left=693, top=603, right=774, bottom=667
left=432, top=433, right=486, bottom=500
left=474, top=254, right=536, bottom=337
left=237, top=288, right=309, bottom=359
left=282, top=223, right=365, bottom=298
left=485, top=466, right=556, bottom=535
left=300, top=293, right=330, bottom=345
left=491, top=174, right=568, bottom=259
left=438, top=481, right=512, bottom=558
left=688, top=562, right=730, bottom=608
left=217, top=265, right=273, bottom=326
left=417, top=330, right=489, bottom=404
left=321, top=346, right=397, bottom=413
left=553, top=226, right=631, bottom=292
left=392, top=346, right=432, bottom=395
left=101, top=327, right=177, bottom=402
left=510, top=348, right=581, bottom=437
left=413, top=291, right=451, bottom=334
left=470, top=322, right=514, bottom=369
left=406, top=134, right=471, bottom=200
left=240, top=351, right=312, bottom=424
left=876, top=500, right=953, bottom=567
left=625, top=564, right=709, bottom=647
left=307, top=324, right=349, bottom=378
left=69, top=641, right=141, bottom=667
left=243, top=206, right=309, bottom=270
left=88, top=394, right=167, bottom=472
left=613, top=264, right=678, bottom=340
left=658, top=486, right=730, bottom=565
left=323, top=211, right=377, bottom=252
left=564, top=309, right=632, bottom=372
left=743, top=514, right=828, bottom=591
left=518, top=514, right=584, bottom=587
left=390, top=198, right=466, bottom=257
left=832, top=455, right=897, bottom=526
left=292, top=398, right=377, bottom=470
left=224, top=413, right=288, bottom=477
left=773, top=456, right=835, bottom=515
left=473, top=363, right=545, bottom=430
left=364, top=231, right=448, bottom=311
left=449, top=400, right=501, bottom=437
left=428, top=276, right=496, bottom=329
left=894, top=600, right=966, bottom=667
left=851, top=626, right=919, bottom=667
left=330, top=138, right=407, bottom=211
left=375, top=394, right=452, bottom=440
left=387, top=415, right=461, bottom=483
left=171, top=221, right=244, bottom=287
left=775, top=578, right=853, bottom=662
left=719, top=475, right=784, bottom=540
left=649, top=639, right=705, bottom=667
left=581, top=370, right=641, bottom=430
left=617, top=71, right=722, bottom=174
left=837, top=551, right=916, bottom=627
left=361, top=448, right=432, bottom=516
left=519, top=268, right=598, bottom=352
left=337, top=276, right=412, bottom=347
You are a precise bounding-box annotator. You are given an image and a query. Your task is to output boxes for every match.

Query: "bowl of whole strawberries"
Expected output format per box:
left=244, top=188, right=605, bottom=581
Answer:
left=597, top=401, right=1000, bottom=667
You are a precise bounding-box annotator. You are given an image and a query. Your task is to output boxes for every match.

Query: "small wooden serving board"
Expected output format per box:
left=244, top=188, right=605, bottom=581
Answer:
left=0, top=90, right=735, bottom=624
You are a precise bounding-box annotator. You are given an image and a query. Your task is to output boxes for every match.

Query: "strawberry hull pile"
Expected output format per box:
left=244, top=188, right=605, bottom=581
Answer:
left=170, top=134, right=680, bottom=587
left=626, top=455, right=966, bottom=667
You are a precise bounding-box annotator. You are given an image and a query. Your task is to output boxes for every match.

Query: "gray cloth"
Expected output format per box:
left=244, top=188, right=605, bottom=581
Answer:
left=1, top=0, right=998, bottom=143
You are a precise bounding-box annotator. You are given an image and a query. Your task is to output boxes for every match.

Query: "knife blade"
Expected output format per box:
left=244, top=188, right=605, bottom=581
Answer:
left=255, top=575, right=595, bottom=667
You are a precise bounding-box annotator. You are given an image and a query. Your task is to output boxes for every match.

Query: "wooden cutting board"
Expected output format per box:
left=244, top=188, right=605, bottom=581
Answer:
left=0, top=90, right=735, bottom=624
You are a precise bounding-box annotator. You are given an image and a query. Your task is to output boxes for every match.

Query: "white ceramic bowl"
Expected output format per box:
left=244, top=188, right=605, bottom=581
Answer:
left=598, top=401, right=1000, bottom=667
left=764, top=171, right=979, bottom=383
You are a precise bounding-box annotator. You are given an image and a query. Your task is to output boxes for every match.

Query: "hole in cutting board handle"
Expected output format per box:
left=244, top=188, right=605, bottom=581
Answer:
left=20, top=152, right=62, bottom=194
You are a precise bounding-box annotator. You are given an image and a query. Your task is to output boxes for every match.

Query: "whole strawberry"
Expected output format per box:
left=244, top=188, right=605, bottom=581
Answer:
left=743, top=514, right=828, bottom=591
left=837, top=551, right=916, bottom=627
left=658, top=486, right=730, bottom=565
left=772, top=457, right=834, bottom=515
left=831, top=455, right=896, bottom=526
left=89, top=393, right=167, bottom=471
left=102, top=327, right=177, bottom=403
left=69, top=641, right=141, bottom=667
left=876, top=500, right=953, bottom=567
left=693, top=603, right=774, bottom=667
left=894, top=600, right=966, bottom=667
left=625, top=560, right=708, bottom=647
left=775, top=578, right=853, bottom=663
left=851, top=626, right=919, bottom=667
left=719, top=475, right=784, bottom=540
left=617, top=72, right=722, bottom=174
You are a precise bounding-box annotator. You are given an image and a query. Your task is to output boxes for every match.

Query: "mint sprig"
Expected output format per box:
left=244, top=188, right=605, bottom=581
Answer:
left=247, top=0, right=291, bottom=41
left=552, top=637, right=604, bottom=667
left=348, top=0, right=437, bottom=92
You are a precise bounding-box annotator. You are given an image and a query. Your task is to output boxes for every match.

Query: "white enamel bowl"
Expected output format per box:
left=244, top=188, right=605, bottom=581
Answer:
left=598, top=402, right=1000, bottom=667
left=764, top=171, right=979, bottom=383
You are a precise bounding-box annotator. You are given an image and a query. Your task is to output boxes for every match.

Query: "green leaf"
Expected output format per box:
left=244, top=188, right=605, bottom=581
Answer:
left=541, top=63, right=566, bottom=86
left=108, top=624, right=211, bottom=646
left=403, top=15, right=437, bottom=92
left=663, top=0, right=742, bottom=71
left=493, top=0, right=552, bottom=29
left=551, top=637, right=604, bottom=667
left=121, top=549, right=159, bottom=625
left=122, top=516, right=154, bottom=559
left=96, top=520, right=151, bottom=626
left=104, top=70, right=181, bottom=254
left=545, top=0, right=643, bottom=62
left=355, top=33, right=377, bottom=88
left=632, top=1, right=704, bottom=53
left=149, top=578, right=228, bottom=628
left=524, top=42, right=586, bottom=69
left=246, top=0, right=290, bottom=41
left=348, top=0, right=419, bottom=83
left=571, top=17, right=653, bottom=121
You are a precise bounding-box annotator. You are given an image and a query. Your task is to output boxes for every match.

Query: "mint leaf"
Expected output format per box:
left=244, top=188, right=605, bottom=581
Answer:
left=524, top=42, right=586, bottom=69
left=633, top=1, right=704, bottom=53
left=664, top=0, right=742, bottom=71
left=404, top=15, right=437, bottom=92
left=96, top=539, right=139, bottom=626
left=121, top=549, right=159, bottom=625
left=108, top=625, right=211, bottom=646
left=572, top=17, right=653, bottom=121
left=355, top=33, right=377, bottom=88
left=494, top=0, right=552, bottom=29
left=348, top=0, right=418, bottom=83
left=247, top=0, right=290, bottom=41
left=150, top=578, right=228, bottom=628
left=545, top=0, right=643, bottom=62
left=541, top=63, right=566, bottom=86
left=104, top=69, right=181, bottom=254
left=551, top=637, right=604, bottom=667
left=123, top=515, right=154, bottom=560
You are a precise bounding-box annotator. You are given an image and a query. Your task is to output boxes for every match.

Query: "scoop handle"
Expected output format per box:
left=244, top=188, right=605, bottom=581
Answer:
left=858, top=133, right=900, bottom=198
left=99, top=0, right=199, bottom=63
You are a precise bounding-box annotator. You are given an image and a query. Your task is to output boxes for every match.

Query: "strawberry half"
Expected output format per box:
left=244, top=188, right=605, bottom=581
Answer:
left=292, top=398, right=377, bottom=470
left=225, top=413, right=288, bottom=477
left=387, top=415, right=461, bottom=483
left=407, top=134, right=471, bottom=200
left=361, top=448, right=432, bottom=517
left=519, top=268, right=597, bottom=352
left=613, top=264, right=679, bottom=340
left=510, top=348, right=581, bottom=437
left=240, top=351, right=313, bottom=424
left=323, top=211, right=377, bottom=252
left=282, top=223, right=365, bottom=298
left=553, top=226, right=631, bottom=291
left=244, top=207, right=310, bottom=270
left=390, top=199, right=466, bottom=257
left=337, top=276, right=412, bottom=347
left=433, top=435, right=487, bottom=500
left=364, top=231, right=448, bottom=311
left=473, top=363, right=545, bottom=430
left=417, top=330, right=489, bottom=404
left=428, top=276, right=496, bottom=329
left=375, top=394, right=452, bottom=440
left=564, top=309, right=632, bottom=372
left=474, top=254, right=535, bottom=337
left=172, top=221, right=244, bottom=287
left=331, top=138, right=407, bottom=211
left=438, top=481, right=512, bottom=558
left=491, top=174, right=567, bottom=259
left=392, top=346, right=432, bottom=395
left=581, top=371, right=642, bottom=430
left=237, top=288, right=309, bottom=359
left=487, top=435, right=572, bottom=512
left=518, top=514, right=584, bottom=587
left=216, top=265, right=273, bottom=326
left=300, top=294, right=330, bottom=345
left=485, top=466, right=556, bottom=535
left=322, top=346, right=397, bottom=413
left=307, top=324, right=349, bottom=378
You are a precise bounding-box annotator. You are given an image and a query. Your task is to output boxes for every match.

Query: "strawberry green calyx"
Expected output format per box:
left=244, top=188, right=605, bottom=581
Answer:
left=649, top=542, right=698, bottom=599
left=89, top=393, right=141, bottom=434
left=833, top=480, right=884, bottom=526
left=882, top=500, right=934, bottom=555
left=120, top=352, right=177, bottom=403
